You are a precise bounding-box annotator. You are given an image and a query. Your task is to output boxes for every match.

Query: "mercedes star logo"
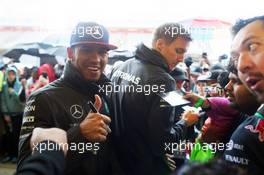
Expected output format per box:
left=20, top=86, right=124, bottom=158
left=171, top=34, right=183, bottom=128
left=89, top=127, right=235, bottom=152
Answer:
left=70, top=104, right=84, bottom=119
left=91, top=26, right=104, bottom=39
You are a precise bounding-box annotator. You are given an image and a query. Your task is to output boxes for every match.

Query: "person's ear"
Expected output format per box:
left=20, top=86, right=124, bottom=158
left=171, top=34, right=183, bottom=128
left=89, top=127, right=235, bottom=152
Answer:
left=155, top=39, right=165, bottom=52
left=67, top=47, right=74, bottom=61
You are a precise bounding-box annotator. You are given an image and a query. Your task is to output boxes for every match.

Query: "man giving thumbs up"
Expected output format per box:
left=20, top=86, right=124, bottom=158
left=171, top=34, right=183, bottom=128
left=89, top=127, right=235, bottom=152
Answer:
left=18, top=22, right=118, bottom=175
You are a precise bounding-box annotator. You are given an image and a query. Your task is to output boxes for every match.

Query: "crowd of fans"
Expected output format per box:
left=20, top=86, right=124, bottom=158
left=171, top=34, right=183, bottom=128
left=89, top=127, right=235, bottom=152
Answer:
left=0, top=63, right=64, bottom=163
left=0, top=15, right=263, bottom=175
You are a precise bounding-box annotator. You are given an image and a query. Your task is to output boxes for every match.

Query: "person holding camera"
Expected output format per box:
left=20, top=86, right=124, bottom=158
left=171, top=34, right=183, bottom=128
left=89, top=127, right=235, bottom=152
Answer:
left=28, top=64, right=55, bottom=95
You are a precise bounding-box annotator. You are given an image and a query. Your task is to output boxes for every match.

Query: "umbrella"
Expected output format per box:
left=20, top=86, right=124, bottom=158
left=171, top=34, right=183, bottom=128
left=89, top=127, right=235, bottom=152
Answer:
left=15, top=42, right=53, bottom=50
left=2, top=48, right=27, bottom=60
left=19, top=54, right=40, bottom=67
left=3, top=42, right=54, bottom=59
left=45, top=46, right=67, bottom=58
left=1, top=42, right=67, bottom=66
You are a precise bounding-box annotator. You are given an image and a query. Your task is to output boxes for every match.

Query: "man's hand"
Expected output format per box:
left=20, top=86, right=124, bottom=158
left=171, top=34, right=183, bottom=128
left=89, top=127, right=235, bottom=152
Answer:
left=4, top=115, right=11, bottom=123
left=80, top=94, right=111, bottom=142
left=183, top=92, right=201, bottom=105
left=30, top=127, right=68, bottom=155
left=183, top=93, right=210, bottom=109
left=8, top=87, right=14, bottom=95
left=39, top=75, right=49, bottom=86
left=181, top=109, right=199, bottom=126
left=21, top=78, right=27, bottom=89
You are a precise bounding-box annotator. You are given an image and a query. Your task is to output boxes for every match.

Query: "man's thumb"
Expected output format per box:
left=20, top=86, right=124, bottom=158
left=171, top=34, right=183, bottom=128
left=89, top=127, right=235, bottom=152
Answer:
left=94, top=94, right=102, bottom=112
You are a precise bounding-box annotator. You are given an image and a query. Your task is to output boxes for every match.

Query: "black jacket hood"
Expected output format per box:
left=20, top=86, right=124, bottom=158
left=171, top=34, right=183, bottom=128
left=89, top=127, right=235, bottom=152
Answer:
left=135, top=43, right=170, bottom=73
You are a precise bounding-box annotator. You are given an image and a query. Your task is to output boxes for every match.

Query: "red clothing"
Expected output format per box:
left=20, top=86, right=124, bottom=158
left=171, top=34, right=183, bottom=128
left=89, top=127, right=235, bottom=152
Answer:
left=38, top=64, right=56, bottom=82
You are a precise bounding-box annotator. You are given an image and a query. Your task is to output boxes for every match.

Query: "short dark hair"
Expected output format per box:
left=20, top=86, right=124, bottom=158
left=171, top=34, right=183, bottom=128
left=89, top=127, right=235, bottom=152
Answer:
left=217, top=71, right=229, bottom=88
left=152, top=23, right=192, bottom=46
left=232, top=15, right=264, bottom=36
left=202, top=52, right=207, bottom=58
left=227, top=58, right=238, bottom=75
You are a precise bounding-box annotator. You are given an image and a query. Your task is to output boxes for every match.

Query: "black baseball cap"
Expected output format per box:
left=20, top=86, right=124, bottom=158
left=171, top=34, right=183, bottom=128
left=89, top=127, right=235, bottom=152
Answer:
left=70, top=22, right=117, bottom=50
left=202, top=52, right=207, bottom=58
left=170, top=67, right=189, bottom=81
left=197, top=70, right=223, bottom=82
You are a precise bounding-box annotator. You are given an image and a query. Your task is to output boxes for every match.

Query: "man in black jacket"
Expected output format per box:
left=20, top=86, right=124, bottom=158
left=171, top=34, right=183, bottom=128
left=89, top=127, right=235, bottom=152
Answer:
left=108, top=23, right=198, bottom=175
left=18, top=22, right=118, bottom=175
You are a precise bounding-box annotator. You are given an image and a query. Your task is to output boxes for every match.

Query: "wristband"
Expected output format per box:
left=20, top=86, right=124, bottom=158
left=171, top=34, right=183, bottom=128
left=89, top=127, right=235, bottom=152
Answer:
left=194, top=98, right=204, bottom=108
left=255, top=112, right=264, bottom=120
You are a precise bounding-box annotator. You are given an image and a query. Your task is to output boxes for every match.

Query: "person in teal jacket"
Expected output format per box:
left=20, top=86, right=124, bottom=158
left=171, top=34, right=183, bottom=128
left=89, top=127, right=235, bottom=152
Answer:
left=1, top=66, right=25, bottom=163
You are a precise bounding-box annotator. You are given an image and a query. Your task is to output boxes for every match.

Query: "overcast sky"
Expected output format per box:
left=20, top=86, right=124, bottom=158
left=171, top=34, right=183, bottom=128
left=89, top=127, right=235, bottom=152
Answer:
left=0, top=0, right=263, bottom=28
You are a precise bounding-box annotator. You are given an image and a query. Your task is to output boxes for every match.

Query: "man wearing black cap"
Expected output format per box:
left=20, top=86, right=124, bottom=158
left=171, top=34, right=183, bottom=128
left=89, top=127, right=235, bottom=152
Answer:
left=18, top=22, right=117, bottom=175
left=199, top=52, right=211, bottom=67
left=196, top=70, right=224, bottom=97
left=170, top=67, right=189, bottom=93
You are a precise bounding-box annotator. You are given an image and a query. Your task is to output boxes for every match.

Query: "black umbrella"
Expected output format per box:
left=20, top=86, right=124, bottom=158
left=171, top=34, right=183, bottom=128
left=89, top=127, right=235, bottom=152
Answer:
left=38, top=54, right=58, bottom=66
left=45, top=46, right=67, bottom=58
left=2, top=42, right=53, bottom=60
left=1, top=42, right=66, bottom=66
left=15, top=42, right=53, bottom=50
left=2, top=48, right=31, bottom=60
